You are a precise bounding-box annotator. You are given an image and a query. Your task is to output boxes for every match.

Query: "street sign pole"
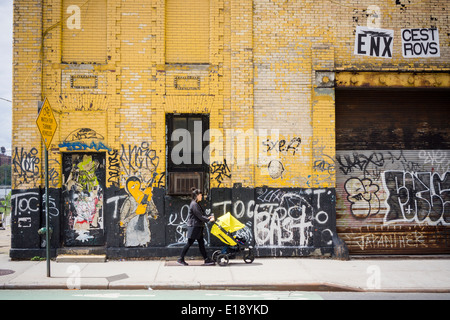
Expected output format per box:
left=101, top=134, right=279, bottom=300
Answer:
left=36, top=98, right=57, bottom=278
left=45, top=147, right=50, bottom=277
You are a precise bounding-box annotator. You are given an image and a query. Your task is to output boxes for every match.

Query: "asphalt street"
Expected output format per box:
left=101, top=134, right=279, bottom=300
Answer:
left=0, top=289, right=449, bottom=300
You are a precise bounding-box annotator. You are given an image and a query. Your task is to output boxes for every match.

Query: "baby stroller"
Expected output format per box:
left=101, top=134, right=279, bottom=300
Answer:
left=210, top=212, right=255, bottom=266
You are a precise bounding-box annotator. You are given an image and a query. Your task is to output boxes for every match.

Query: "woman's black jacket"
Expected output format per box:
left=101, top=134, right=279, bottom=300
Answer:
left=187, top=200, right=210, bottom=227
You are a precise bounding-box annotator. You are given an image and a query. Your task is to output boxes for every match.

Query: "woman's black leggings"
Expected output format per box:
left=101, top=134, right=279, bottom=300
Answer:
left=180, top=236, right=207, bottom=260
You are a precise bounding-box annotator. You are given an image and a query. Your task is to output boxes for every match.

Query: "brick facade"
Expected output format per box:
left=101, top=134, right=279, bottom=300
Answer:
left=11, top=0, right=450, bottom=258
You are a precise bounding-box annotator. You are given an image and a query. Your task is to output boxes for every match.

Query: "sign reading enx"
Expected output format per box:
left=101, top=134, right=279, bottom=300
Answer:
left=354, top=26, right=394, bottom=58
left=402, top=28, right=440, bottom=58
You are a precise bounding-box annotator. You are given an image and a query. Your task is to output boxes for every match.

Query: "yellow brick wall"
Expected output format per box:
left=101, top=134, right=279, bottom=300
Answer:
left=12, top=0, right=44, bottom=189
left=12, top=0, right=450, bottom=192
left=253, top=0, right=335, bottom=188
left=62, top=0, right=107, bottom=64
left=165, top=0, right=210, bottom=64
left=227, top=0, right=254, bottom=187
left=333, top=0, right=449, bottom=71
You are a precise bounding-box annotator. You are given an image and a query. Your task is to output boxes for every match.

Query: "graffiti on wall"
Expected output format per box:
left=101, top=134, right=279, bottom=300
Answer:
left=119, top=176, right=159, bottom=247
left=382, top=170, right=450, bottom=225
left=262, top=137, right=302, bottom=156
left=167, top=201, right=212, bottom=247
left=336, top=150, right=450, bottom=252
left=211, top=187, right=335, bottom=249
left=261, top=136, right=302, bottom=179
left=163, top=187, right=335, bottom=256
left=337, top=150, right=450, bottom=225
left=12, top=147, right=40, bottom=187
left=11, top=190, right=59, bottom=227
left=13, top=148, right=58, bottom=188
left=114, top=142, right=162, bottom=247
left=63, top=153, right=104, bottom=244
left=59, top=128, right=111, bottom=152
left=312, top=138, right=336, bottom=187
left=167, top=202, right=191, bottom=246
left=119, top=142, right=161, bottom=187
left=210, top=160, right=231, bottom=187
left=344, top=177, right=381, bottom=219
left=255, top=190, right=314, bottom=247
left=107, top=150, right=120, bottom=187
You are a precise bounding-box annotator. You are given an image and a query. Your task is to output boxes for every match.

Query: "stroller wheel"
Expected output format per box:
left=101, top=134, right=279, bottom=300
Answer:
left=217, top=254, right=229, bottom=266
left=212, top=250, right=221, bottom=262
left=243, top=252, right=255, bottom=264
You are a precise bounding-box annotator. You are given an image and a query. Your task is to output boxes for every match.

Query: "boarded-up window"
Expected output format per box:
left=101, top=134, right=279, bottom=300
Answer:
left=165, top=0, right=210, bottom=64
left=62, top=0, right=107, bottom=64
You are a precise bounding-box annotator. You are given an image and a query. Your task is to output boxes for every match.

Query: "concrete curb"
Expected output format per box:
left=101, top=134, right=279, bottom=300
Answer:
left=3, top=286, right=450, bottom=293
left=2, top=281, right=450, bottom=293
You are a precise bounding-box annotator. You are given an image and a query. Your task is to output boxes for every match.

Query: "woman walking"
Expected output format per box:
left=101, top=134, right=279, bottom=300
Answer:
left=177, top=188, right=215, bottom=266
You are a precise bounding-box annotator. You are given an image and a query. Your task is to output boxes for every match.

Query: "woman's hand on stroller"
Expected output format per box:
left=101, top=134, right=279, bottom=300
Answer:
left=208, top=215, right=215, bottom=222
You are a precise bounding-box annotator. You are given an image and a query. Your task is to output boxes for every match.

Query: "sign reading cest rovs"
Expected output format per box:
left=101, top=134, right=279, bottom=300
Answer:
left=36, top=98, right=57, bottom=150
left=401, top=28, right=440, bottom=58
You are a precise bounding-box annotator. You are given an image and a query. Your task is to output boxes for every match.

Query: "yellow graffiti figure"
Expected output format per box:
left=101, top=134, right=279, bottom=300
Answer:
left=127, top=178, right=153, bottom=215
left=120, top=176, right=159, bottom=247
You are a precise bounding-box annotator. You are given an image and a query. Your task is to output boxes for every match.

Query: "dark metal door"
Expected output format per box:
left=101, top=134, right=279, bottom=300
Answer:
left=62, top=153, right=106, bottom=246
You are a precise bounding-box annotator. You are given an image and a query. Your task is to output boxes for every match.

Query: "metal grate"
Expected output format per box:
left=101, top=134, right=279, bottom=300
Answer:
left=168, top=172, right=203, bottom=195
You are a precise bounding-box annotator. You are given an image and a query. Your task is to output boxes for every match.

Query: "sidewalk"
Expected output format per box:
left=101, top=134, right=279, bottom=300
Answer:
left=1, top=227, right=450, bottom=292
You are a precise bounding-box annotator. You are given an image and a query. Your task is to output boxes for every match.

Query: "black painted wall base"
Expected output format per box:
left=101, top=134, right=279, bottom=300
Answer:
left=10, top=186, right=338, bottom=260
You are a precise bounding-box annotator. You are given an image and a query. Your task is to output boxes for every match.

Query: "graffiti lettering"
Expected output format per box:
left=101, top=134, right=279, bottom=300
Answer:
left=344, top=177, right=380, bottom=218
left=11, top=191, right=59, bottom=227
left=212, top=188, right=334, bottom=248
left=107, top=150, right=120, bottom=187
left=167, top=204, right=190, bottom=246
left=382, top=171, right=450, bottom=225
left=336, top=150, right=423, bottom=179
left=350, top=231, right=426, bottom=251
left=337, top=152, right=386, bottom=177
left=58, top=140, right=111, bottom=152
left=313, top=156, right=336, bottom=175
left=12, top=147, right=40, bottom=185
left=419, top=150, right=450, bottom=173
left=167, top=202, right=210, bottom=247
left=262, top=137, right=302, bottom=155
left=49, top=159, right=60, bottom=187
left=64, top=128, right=104, bottom=142
left=120, top=142, right=159, bottom=185
left=11, top=192, right=39, bottom=217
left=210, top=160, right=231, bottom=187
left=106, top=194, right=128, bottom=219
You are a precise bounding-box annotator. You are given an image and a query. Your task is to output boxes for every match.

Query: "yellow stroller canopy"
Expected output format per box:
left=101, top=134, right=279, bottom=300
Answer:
left=211, top=212, right=246, bottom=246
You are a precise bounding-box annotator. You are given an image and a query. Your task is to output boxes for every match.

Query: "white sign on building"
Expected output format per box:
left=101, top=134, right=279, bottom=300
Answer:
left=402, top=28, right=440, bottom=58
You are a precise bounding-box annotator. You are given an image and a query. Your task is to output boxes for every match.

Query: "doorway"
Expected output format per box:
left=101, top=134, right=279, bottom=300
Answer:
left=62, top=152, right=106, bottom=247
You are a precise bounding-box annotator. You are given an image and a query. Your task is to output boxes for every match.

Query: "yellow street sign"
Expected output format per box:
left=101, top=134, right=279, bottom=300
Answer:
left=36, top=98, right=57, bottom=150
